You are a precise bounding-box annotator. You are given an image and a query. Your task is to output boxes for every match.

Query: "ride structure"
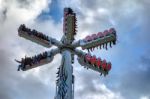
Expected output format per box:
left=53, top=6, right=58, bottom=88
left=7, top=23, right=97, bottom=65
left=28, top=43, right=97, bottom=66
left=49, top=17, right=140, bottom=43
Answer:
left=15, top=8, right=117, bottom=99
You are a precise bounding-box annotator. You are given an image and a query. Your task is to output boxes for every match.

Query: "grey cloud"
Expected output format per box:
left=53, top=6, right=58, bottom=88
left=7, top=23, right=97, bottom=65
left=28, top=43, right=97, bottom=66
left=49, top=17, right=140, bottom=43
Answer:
left=0, top=0, right=57, bottom=99
left=1, top=0, right=150, bottom=99
left=75, top=71, right=100, bottom=96
left=0, top=48, right=57, bottom=99
left=1, top=8, right=7, bottom=22
left=77, top=0, right=150, bottom=45
left=60, top=0, right=150, bottom=99
left=16, top=0, right=31, bottom=8
left=73, top=62, right=121, bottom=99
left=117, top=54, right=150, bottom=99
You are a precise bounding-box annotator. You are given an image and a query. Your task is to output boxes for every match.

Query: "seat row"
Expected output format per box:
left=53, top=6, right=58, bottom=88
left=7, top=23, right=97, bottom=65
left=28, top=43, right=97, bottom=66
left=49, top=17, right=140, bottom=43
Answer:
left=19, top=51, right=48, bottom=68
left=84, top=28, right=116, bottom=42
left=84, top=54, right=111, bottom=71
left=19, top=24, right=50, bottom=42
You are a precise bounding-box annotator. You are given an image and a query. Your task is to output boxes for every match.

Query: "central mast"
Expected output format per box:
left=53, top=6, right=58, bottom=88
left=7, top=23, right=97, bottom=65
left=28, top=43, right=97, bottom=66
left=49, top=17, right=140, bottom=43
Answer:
left=55, top=8, right=76, bottom=99
left=55, top=50, right=74, bottom=99
left=62, top=8, right=77, bottom=45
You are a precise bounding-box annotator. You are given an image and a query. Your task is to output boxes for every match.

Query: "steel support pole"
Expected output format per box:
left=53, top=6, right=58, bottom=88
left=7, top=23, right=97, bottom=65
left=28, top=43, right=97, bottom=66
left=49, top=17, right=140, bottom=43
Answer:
left=63, top=50, right=73, bottom=99
left=55, top=50, right=73, bottom=99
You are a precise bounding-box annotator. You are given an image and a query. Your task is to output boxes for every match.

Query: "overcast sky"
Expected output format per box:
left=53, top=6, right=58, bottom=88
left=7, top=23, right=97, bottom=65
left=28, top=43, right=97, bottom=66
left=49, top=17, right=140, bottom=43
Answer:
left=0, top=0, right=150, bottom=99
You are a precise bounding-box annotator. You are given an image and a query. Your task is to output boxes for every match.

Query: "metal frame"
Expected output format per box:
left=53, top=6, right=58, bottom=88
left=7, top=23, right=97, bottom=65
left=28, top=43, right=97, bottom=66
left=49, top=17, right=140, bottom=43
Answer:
left=16, top=8, right=117, bottom=99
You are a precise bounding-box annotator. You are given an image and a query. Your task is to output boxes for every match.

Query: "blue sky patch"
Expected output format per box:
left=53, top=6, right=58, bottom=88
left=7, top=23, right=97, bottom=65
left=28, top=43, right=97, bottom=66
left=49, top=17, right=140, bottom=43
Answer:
left=37, top=0, right=63, bottom=23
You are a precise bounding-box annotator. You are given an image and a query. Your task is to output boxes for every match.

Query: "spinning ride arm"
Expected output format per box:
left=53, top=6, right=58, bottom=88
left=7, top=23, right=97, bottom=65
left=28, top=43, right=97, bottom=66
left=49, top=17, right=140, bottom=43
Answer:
left=18, top=24, right=62, bottom=48
left=15, top=48, right=60, bottom=71
left=74, top=49, right=112, bottom=76
left=72, top=28, right=117, bottom=52
left=62, top=8, right=77, bottom=44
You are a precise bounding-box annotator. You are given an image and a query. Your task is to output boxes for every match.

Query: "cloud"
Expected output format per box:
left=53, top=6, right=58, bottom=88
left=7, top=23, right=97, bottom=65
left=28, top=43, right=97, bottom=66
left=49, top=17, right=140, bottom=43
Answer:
left=0, top=0, right=61, bottom=99
left=73, top=66, right=124, bottom=99
left=140, top=96, right=150, bottom=99
left=0, top=0, right=150, bottom=99
left=117, top=51, right=150, bottom=99
left=59, top=0, right=150, bottom=99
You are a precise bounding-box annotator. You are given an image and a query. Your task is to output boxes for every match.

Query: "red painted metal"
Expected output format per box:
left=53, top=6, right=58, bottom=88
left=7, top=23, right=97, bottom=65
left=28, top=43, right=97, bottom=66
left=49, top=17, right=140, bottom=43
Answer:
left=96, top=58, right=101, bottom=68
left=90, top=55, right=96, bottom=65
left=103, top=30, right=109, bottom=36
left=85, top=36, right=92, bottom=42
left=101, top=59, right=107, bottom=70
left=91, top=34, right=97, bottom=40
left=97, top=32, right=104, bottom=38
left=109, top=28, right=116, bottom=34
left=106, top=62, right=111, bottom=71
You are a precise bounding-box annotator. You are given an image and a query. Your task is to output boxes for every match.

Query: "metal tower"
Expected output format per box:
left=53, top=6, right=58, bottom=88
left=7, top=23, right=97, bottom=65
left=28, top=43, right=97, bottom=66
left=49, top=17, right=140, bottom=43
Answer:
left=15, top=8, right=117, bottom=99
